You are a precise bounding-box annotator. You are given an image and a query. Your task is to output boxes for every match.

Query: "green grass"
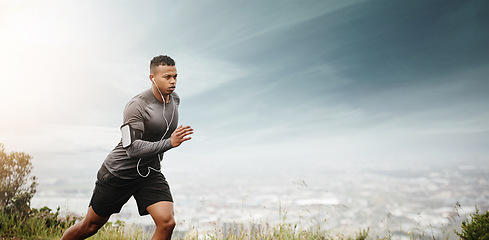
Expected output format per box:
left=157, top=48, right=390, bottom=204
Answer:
left=0, top=207, right=73, bottom=239
left=0, top=207, right=153, bottom=240
left=175, top=222, right=391, bottom=240
left=86, top=221, right=150, bottom=240
left=0, top=206, right=472, bottom=240
left=0, top=209, right=148, bottom=240
left=0, top=208, right=383, bottom=240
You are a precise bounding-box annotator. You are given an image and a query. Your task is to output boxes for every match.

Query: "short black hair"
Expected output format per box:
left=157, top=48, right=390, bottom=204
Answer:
left=150, top=55, right=175, bottom=73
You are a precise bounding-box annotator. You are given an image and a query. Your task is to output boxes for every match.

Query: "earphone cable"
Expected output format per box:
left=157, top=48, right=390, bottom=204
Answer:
left=136, top=82, right=175, bottom=177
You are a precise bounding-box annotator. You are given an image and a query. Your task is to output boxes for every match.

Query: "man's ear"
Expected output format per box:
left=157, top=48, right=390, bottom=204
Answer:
left=149, top=74, right=154, bottom=81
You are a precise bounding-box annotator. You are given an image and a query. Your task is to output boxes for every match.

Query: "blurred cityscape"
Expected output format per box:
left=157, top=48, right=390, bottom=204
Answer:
left=32, top=163, right=488, bottom=239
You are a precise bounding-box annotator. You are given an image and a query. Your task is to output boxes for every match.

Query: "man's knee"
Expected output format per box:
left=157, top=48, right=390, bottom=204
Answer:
left=85, top=222, right=104, bottom=236
left=75, top=218, right=106, bottom=238
left=156, top=216, right=176, bottom=230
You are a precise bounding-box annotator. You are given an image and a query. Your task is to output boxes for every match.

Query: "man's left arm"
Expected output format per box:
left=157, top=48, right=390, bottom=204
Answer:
left=124, top=125, right=193, bottom=158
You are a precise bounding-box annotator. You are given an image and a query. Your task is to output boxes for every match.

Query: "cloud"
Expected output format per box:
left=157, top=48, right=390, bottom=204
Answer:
left=176, top=55, right=247, bottom=98
left=1, top=0, right=488, bottom=175
left=1, top=124, right=119, bottom=154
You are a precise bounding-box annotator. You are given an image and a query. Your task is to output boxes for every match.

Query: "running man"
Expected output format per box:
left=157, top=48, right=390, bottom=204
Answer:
left=61, top=55, right=193, bottom=240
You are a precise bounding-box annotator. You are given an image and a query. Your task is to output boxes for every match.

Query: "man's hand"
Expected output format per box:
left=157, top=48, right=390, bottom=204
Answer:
left=170, top=125, right=194, bottom=148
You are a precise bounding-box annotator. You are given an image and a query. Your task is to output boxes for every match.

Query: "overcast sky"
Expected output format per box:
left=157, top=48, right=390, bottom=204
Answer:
left=1, top=0, right=488, bottom=182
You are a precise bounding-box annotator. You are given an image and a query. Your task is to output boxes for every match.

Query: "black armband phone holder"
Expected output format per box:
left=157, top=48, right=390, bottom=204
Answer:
left=121, top=124, right=133, bottom=148
left=121, top=123, right=144, bottom=148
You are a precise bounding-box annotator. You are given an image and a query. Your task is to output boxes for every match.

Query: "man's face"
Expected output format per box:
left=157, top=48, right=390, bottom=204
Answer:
left=151, top=65, right=177, bottom=95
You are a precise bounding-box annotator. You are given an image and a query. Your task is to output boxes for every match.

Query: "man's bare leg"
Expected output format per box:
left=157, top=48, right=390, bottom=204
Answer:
left=61, top=206, right=110, bottom=240
left=146, top=201, right=175, bottom=240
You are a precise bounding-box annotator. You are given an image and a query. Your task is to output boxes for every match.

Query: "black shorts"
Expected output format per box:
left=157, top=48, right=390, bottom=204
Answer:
left=89, top=165, right=173, bottom=217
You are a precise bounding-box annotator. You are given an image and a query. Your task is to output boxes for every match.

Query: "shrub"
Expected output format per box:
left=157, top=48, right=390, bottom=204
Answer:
left=455, top=206, right=489, bottom=240
left=0, top=143, right=38, bottom=216
left=0, top=206, right=81, bottom=238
